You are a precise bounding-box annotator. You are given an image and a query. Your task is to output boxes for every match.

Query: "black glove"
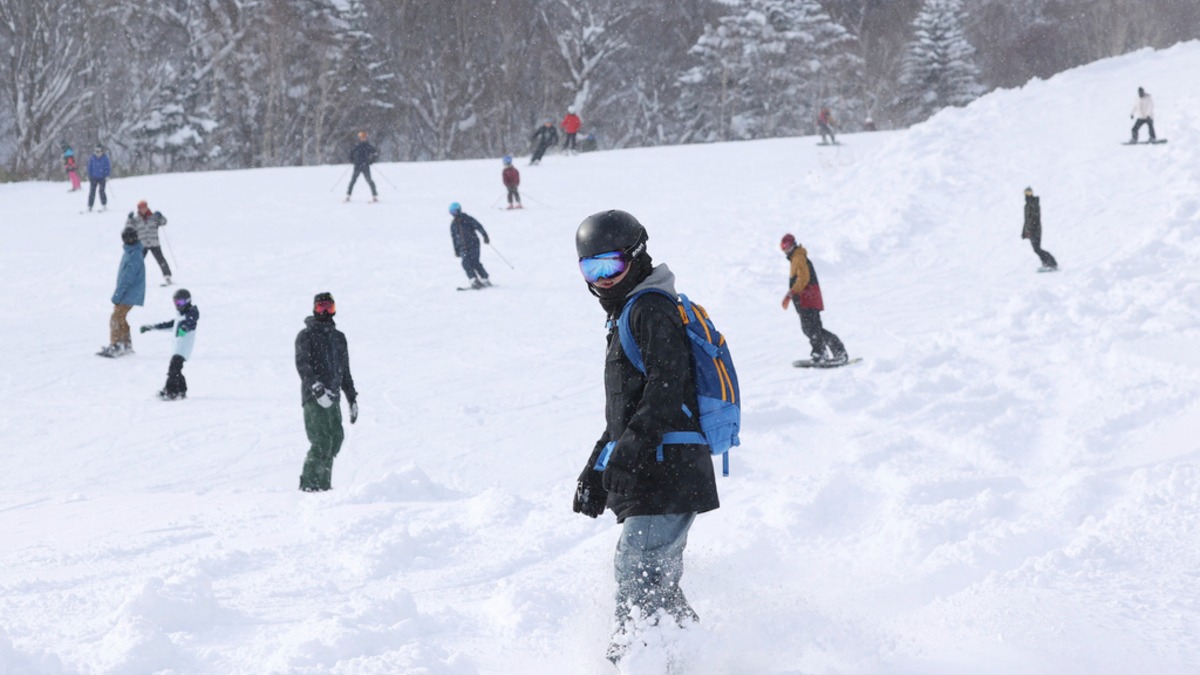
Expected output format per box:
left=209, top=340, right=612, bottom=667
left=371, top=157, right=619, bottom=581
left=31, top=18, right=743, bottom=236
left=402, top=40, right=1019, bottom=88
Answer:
left=349, top=401, right=359, bottom=424
left=573, top=467, right=607, bottom=518
left=483, top=237, right=490, bottom=245
left=602, top=462, right=637, bottom=497
left=139, top=325, right=152, bottom=333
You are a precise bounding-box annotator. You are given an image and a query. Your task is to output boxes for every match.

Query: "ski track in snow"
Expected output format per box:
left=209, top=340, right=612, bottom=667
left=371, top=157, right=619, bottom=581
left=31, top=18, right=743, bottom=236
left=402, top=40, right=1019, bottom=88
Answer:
left=3, top=43, right=1200, bottom=674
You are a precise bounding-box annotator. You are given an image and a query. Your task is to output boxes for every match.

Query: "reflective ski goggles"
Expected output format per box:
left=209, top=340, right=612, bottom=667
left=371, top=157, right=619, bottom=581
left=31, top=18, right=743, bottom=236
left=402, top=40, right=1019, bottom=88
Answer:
left=174, top=298, right=190, bottom=308
left=314, top=299, right=336, bottom=315
left=579, top=250, right=631, bottom=284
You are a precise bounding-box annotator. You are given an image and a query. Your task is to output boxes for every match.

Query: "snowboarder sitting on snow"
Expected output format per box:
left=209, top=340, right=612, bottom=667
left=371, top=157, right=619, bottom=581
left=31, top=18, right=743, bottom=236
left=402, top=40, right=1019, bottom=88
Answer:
left=449, top=202, right=491, bottom=289
left=295, top=292, right=358, bottom=492
left=140, top=289, right=199, bottom=401
left=101, top=227, right=146, bottom=357
left=346, top=131, right=379, bottom=202
left=571, top=210, right=719, bottom=664
left=87, top=145, right=111, bottom=212
left=780, top=234, right=848, bottom=365
left=529, top=121, right=558, bottom=165
left=1130, top=86, right=1156, bottom=143
left=63, top=144, right=81, bottom=191
left=1022, top=187, right=1058, bottom=272
left=817, top=108, right=837, bottom=144
left=501, top=156, right=522, bottom=209
left=127, top=200, right=171, bottom=285
left=561, top=106, right=582, bottom=153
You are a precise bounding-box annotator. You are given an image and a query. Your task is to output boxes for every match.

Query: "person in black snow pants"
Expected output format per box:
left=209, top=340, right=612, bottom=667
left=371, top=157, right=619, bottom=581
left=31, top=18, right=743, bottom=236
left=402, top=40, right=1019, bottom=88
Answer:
left=780, top=233, right=848, bottom=365
left=449, top=202, right=491, bottom=289
left=140, top=288, right=199, bottom=400
left=529, top=122, right=558, bottom=165
left=128, top=200, right=172, bottom=285
left=1022, top=187, right=1058, bottom=271
left=346, top=131, right=378, bottom=202
left=571, top=210, right=719, bottom=665
left=295, top=292, right=358, bottom=492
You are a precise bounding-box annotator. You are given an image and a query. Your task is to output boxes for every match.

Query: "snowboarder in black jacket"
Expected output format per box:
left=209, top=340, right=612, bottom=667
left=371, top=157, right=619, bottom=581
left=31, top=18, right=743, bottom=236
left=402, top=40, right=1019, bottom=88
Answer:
left=1022, top=187, right=1058, bottom=271
left=295, top=292, right=358, bottom=491
left=529, top=122, right=558, bottom=165
left=449, top=202, right=491, bottom=289
left=346, top=131, right=378, bottom=202
left=571, top=209, right=719, bottom=664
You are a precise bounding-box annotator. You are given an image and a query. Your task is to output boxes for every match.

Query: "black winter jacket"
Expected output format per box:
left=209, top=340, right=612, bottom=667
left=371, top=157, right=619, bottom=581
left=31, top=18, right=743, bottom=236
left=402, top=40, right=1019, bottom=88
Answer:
left=295, top=316, right=357, bottom=406
left=531, top=125, right=559, bottom=148
left=1022, top=195, right=1041, bottom=240
left=584, top=265, right=720, bottom=522
left=451, top=213, right=489, bottom=257
left=349, top=141, right=378, bottom=168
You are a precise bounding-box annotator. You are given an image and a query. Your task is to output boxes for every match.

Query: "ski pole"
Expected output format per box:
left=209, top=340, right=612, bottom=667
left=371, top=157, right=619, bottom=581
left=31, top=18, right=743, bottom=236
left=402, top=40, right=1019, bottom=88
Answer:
left=491, top=194, right=504, bottom=209
left=372, top=166, right=398, bottom=190
left=521, top=191, right=548, bottom=206
left=487, top=242, right=515, bottom=269
left=160, top=228, right=180, bottom=274
left=329, top=166, right=350, bottom=192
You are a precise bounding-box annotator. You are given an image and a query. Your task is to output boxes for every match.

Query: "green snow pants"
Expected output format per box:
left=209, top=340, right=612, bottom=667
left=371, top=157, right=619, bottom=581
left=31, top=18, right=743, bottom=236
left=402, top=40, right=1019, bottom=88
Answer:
left=300, top=400, right=344, bottom=491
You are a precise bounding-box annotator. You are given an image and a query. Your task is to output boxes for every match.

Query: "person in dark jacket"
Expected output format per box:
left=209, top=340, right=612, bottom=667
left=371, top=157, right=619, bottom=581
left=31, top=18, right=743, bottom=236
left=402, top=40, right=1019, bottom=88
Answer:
left=127, top=200, right=172, bottom=284
left=87, top=145, right=111, bottom=212
left=817, top=108, right=837, bottom=144
left=529, top=122, right=558, bottom=165
left=571, top=210, right=719, bottom=664
left=140, top=288, right=199, bottom=400
left=1022, top=187, right=1058, bottom=271
left=345, top=131, right=379, bottom=202
left=780, top=233, right=847, bottom=364
left=449, top=202, right=491, bottom=288
left=295, top=292, right=358, bottom=492
left=100, top=227, right=146, bottom=357
left=501, top=156, right=522, bottom=209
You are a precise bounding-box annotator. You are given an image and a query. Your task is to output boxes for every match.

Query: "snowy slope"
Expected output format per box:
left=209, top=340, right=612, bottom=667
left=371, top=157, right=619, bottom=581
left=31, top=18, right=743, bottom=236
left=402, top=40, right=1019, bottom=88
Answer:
left=2, top=42, right=1200, bottom=674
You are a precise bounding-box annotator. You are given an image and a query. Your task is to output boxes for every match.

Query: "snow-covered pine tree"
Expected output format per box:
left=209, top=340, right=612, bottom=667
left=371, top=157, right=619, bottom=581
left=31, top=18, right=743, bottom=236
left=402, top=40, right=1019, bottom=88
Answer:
left=333, top=0, right=394, bottom=158
left=129, top=76, right=216, bottom=172
left=677, top=0, right=861, bottom=143
left=898, top=0, right=983, bottom=124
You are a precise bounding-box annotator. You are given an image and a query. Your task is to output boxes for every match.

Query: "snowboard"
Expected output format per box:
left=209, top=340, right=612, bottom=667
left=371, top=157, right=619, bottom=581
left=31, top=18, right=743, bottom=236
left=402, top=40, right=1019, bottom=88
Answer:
left=1037, top=266, right=1059, bottom=273
left=456, top=283, right=494, bottom=291
left=1122, top=139, right=1167, bottom=145
left=793, top=357, right=862, bottom=369
left=96, top=347, right=132, bottom=358
left=816, top=141, right=842, bottom=146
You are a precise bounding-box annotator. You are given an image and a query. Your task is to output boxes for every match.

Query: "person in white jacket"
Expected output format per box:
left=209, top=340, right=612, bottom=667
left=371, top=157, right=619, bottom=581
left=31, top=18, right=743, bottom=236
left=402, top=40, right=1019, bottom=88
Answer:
left=1130, top=87, right=1156, bottom=143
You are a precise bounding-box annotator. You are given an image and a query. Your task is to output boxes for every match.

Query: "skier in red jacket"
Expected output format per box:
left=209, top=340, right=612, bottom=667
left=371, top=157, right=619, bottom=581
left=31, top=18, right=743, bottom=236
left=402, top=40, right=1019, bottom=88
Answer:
left=561, top=106, right=582, bottom=153
left=501, top=156, right=522, bottom=209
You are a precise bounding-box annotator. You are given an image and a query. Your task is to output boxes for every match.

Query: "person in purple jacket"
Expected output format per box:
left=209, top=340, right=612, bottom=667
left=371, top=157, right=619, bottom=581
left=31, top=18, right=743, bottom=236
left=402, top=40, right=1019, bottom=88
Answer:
left=87, top=145, right=111, bottom=212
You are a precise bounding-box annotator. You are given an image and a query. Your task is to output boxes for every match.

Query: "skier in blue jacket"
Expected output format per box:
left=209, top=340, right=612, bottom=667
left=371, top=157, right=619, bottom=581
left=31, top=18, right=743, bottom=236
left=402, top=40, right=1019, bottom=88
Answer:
left=87, top=145, right=111, bottom=212
left=140, top=289, right=200, bottom=400
left=101, top=228, right=145, bottom=357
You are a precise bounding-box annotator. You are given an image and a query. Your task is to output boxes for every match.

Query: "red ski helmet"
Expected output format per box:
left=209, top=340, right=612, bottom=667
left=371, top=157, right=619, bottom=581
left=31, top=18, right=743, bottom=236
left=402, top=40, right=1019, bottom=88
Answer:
left=780, top=233, right=797, bottom=251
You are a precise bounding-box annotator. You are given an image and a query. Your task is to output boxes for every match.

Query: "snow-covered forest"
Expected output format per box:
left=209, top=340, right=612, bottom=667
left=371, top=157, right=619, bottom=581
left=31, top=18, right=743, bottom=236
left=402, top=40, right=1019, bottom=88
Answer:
left=0, top=0, right=1196, bottom=177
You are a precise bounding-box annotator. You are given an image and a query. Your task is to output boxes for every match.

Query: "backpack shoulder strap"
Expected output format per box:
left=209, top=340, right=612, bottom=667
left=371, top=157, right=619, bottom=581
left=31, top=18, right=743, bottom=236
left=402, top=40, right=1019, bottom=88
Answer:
left=615, top=288, right=676, bottom=373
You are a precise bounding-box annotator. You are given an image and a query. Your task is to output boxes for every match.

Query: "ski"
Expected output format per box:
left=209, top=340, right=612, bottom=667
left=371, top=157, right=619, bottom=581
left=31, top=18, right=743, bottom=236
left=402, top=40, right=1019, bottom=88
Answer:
left=1037, top=266, right=1059, bottom=273
left=793, top=357, right=862, bottom=368
left=1122, top=139, right=1168, bottom=145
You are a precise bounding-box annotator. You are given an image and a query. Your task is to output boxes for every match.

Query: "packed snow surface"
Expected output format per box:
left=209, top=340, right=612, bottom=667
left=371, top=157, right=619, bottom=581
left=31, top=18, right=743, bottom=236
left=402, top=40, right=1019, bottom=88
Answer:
left=3, top=43, right=1200, bottom=674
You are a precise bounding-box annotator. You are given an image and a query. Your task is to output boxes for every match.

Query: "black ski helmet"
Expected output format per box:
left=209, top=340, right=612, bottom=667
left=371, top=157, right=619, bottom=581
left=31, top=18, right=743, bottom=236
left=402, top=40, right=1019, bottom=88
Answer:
left=173, top=288, right=191, bottom=306
left=575, top=210, right=648, bottom=259
left=121, top=227, right=138, bottom=244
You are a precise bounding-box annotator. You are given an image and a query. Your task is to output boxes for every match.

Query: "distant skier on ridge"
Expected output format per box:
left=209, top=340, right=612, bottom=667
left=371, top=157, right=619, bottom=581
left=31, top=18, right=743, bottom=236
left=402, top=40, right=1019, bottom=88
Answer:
left=1022, top=187, right=1058, bottom=272
left=1129, top=87, right=1157, bottom=144
left=346, top=131, right=379, bottom=202
left=817, top=107, right=837, bottom=145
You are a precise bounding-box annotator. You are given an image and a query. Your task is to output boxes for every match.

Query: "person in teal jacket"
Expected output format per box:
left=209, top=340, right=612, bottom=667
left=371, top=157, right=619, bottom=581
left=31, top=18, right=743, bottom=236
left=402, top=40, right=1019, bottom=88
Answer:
left=100, top=228, right=146, bottom=357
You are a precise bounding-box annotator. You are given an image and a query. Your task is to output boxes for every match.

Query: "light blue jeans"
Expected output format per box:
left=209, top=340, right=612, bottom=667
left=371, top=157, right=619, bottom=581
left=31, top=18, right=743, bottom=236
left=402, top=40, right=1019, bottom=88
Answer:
left=613, top=512, right=699, bottom=628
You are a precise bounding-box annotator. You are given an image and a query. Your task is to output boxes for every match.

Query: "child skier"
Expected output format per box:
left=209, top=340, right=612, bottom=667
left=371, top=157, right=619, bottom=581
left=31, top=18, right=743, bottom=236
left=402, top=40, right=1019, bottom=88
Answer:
left=140, top=289, right=200, bottom=401
left=449, top=202, right=491, bottom=289
left=780, top=233, right=848, bottom=365
left=63, top=145, right=81, bottom=191
left=501, top=156, right=522, bottom=209
left=817, top=108, right=837, bottom=144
